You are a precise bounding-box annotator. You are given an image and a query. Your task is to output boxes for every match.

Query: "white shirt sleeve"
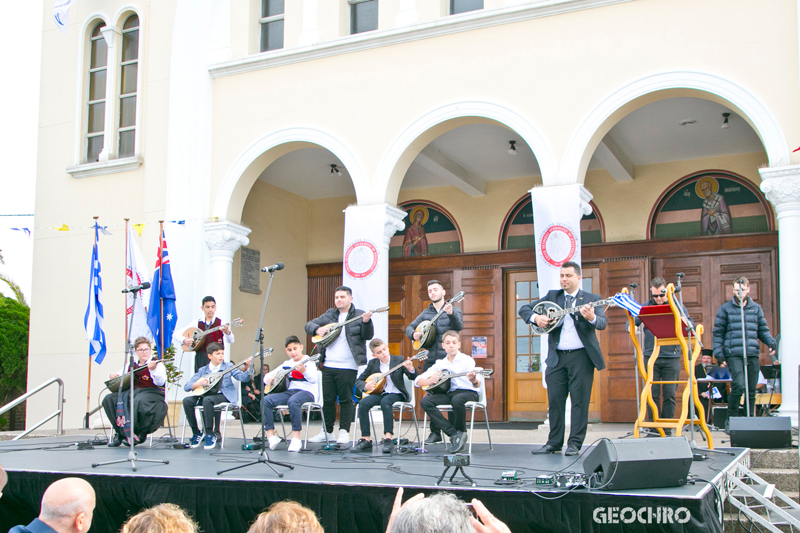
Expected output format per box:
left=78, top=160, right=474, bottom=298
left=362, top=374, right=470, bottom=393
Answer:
left=224, top=331, right=235, bottom=344
left=302, top=360, right=318, bottom=384
left=151, top=363, right=167, bottom=387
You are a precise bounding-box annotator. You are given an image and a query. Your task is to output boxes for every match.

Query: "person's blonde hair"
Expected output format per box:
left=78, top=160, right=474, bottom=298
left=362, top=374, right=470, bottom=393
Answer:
left=247, top=500, right=323, bottom=533
left=121, top=503, right=198, bottom=533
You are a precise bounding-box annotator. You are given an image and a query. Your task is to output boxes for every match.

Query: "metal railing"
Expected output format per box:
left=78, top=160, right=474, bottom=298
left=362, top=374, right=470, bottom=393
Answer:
left=0, top=378, right=64, bottom=440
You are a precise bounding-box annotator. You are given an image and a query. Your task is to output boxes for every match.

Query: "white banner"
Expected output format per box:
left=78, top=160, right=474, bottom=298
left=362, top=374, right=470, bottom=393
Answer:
left=54, top=0, right=75, bottom=34
left=126, top=224, right=153, bottom=340
left=531, top=184, right=587, bottom=383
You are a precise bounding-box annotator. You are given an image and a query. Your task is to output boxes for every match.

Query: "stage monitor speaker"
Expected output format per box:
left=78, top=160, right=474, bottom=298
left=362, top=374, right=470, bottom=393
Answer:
left=729, top=417, right=792, bottom=449
left=583, top=437, right=692, bottom=491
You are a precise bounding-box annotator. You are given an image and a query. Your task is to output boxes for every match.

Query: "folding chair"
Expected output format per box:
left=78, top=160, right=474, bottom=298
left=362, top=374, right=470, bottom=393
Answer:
left=352, top=375, right=421, bottom=451
left=277, top=378, right=328, bottom=450
left=421, top=378, right=493, bottom=454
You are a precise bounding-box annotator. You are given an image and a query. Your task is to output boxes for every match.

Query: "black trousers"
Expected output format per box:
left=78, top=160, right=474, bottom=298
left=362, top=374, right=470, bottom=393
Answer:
left=728, top=356, right=760, bottom=417
left=194, top=350, right=208, bottom=373
left=357, top=392, right=404, bottom=437
left=321, top=368, right=357, bottom=433
left=646, top=356, right=680, bottom=432
left=544, top=348, right=594, bottom=449
left=420, top=389, right=479, bottom=438
left=183, top=393, right=227, bottom=434
left=102, top=388, right=167, bottom=440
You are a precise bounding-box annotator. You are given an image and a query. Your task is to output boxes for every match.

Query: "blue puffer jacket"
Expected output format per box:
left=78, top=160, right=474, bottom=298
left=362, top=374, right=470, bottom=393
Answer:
left=712, top=296, right=776, bottom=362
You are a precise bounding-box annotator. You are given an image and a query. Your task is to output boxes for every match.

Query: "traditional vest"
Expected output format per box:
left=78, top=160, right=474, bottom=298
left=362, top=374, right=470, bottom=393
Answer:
left=198, top=318, right=224, bottom=350
left=132, top=362, right=162, bottom=391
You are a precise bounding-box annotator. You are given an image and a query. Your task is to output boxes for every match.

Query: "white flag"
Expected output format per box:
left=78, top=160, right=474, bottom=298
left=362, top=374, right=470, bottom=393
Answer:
left=127, top=224, right=153, bottom=340
left=54, top=0, right=75, bottom=34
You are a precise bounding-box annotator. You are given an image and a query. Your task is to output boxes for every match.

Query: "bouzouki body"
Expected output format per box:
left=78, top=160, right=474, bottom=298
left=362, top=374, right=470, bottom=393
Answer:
left=528, top=297, right=617, bottom=336
left=312, top=307, right=390, bottom=348
left=412, top=292, right=466, bottom=350
left=104, top=357, right=174, bottom=393
left=191, top=351, right=261, bottom=397
left=422, top=368, right=494, bottom=395
left=265, top=354, right=322, bottom=395
left=181, top=318, right=244, bottom=352
left=362, top=351, right=429, bottom=396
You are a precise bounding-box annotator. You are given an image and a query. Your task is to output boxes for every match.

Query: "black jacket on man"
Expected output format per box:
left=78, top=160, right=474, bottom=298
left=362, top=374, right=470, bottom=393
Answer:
left=405, top=304, right=463, bottom=369
left=635, top=298, right=695, bottom=358
left=355, top=355, right=415, bottom=402
left=519, top=289, right=607, bottom=370
left=305, top=305, right=374, bottom=366
left=712, top=296, right=776, bottom=363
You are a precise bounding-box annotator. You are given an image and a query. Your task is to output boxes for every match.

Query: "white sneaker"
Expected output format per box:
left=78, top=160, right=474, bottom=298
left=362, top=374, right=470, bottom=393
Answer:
left=287, top=438, right=303, bottom=452
left=308, top=430, right=334, bottom=443
left=337, top=429, right=351, bottom=444
left=267, top=436, right=281, bottom=450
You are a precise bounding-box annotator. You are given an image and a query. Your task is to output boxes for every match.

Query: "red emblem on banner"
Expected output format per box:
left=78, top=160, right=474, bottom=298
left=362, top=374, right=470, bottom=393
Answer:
left=540, top=224, right=577, bottom=267
left=344, top=240, right=379, bottom=279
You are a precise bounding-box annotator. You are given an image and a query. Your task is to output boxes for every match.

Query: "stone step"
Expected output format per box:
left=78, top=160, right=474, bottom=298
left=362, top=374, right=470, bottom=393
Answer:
left=753, top=469, right=800, bottom=493
left=723, top=513, right=795, bottom=533
left=750, top=448, right=799, bottom=470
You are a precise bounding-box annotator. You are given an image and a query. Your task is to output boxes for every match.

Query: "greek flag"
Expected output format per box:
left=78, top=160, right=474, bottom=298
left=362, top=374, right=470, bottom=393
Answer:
left=612, top=292, right=642, bottom=317
left=53, top=0, right=75, bottom=34
left=84, top=223, right=107, bottom=363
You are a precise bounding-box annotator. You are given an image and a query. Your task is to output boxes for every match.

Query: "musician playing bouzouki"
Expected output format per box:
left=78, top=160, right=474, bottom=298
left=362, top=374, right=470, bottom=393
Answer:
left=262, top=336, right=319, bottom=453
left=182, top=342, right=252, bottom=449
left=415, top=331, right=480, bottom=454
left=102, top=337, right=168, bottom=447
left=405, top=280, right=463, bottom=444
left=173, top=296, right=234, bottom=373
left=304, top=286, right=374, bottom=445
left=353, top=339, right=417, bottom=454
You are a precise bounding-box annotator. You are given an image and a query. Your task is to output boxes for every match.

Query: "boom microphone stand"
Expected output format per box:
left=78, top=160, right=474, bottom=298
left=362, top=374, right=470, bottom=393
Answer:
left=737, top=278, right=751, bottom=418
left=674, top=273, right=699, bottom=448
left=218, top=264, right=293, bottom=477
left=93, top=285, right=169, bottom=471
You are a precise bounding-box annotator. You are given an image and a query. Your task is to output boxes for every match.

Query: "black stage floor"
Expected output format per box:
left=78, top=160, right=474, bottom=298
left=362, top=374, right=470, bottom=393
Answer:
left=0, top=436, right=742, bottom=532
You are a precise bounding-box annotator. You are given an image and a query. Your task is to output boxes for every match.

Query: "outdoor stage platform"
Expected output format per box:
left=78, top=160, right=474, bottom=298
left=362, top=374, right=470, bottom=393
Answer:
left=0, top=436, right=742, bottom=532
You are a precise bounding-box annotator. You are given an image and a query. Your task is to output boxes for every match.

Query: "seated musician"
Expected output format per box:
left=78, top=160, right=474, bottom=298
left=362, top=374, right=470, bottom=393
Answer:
left=415, top=331, right=480, bottom=454
left=242, top=362, right=270, bottom=422
left=262, top=336, right=318, bottom=452
left=102, top=337, right=168, bottom=447
left=183, top=342, right=252, bottom=450
left=353, top=338, right=416, bottom=454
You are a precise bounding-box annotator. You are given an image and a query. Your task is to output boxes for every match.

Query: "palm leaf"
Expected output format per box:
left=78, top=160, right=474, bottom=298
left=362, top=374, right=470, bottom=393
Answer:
left=0, top=273, right=28, bottom=307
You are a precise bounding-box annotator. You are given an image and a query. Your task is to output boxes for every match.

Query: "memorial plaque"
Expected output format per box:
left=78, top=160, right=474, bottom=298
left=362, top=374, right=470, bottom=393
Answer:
left=239, top=247, right=261, bottom=294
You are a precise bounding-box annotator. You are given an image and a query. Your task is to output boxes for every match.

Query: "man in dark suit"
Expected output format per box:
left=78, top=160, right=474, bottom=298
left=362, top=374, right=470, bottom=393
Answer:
left=519, top=261, right=607, bottom=456
left=352, top=338, right=417, bottom=453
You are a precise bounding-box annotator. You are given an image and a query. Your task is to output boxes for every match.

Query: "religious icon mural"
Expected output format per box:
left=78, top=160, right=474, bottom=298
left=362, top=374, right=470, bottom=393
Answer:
left=390, top=202, right=462, bottom=258
left=499, top=195, right=604, bottom=250
left=650, top=172, right=773, bottom=239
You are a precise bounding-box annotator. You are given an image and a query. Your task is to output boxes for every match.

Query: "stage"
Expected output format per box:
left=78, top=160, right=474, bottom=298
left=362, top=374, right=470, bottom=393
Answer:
left=0, top=435, right=741, bottom=532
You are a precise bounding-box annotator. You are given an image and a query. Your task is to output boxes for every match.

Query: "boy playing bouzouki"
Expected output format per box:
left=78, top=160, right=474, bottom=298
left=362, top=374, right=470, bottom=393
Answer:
left=174, top=296, right=235, bottom=373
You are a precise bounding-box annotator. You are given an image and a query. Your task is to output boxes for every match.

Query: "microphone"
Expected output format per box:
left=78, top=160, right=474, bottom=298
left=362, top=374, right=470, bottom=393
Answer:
left=629, top=283, right=639, bottom=288
left=261, top=262, right=285, bottom=273
left=735, top=277, right=745, bottom=284
left=122, top=282, right=151, bottom=293
left=676, top=272, right=685, bottom=278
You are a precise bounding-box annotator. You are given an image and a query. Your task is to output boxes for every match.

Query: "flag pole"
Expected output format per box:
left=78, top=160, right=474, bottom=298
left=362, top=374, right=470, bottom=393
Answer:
left=86, top=216, right=99, bottom=428
left=124, top=219, right=130, bottom=344
left=159, top=221, right=164, bottom=358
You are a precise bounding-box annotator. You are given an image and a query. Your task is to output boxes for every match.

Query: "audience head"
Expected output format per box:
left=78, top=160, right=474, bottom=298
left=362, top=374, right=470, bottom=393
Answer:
left=39, top=478, right=96, bottom=533
left=248, top=500, right=323, bottom=533
left=389, top=492, right=472, bottom=533
left=121, top=503, right=199, bottom=533
left=0, top=463, right=7, bottom=498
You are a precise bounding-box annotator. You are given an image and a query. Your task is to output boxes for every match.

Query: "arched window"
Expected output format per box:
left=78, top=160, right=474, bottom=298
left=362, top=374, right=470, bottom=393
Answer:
left=86, top=22, right=107, bottom=163
left=118, top=14, right=139, bottom=158
left=499, top=195, right=604, bottom=250
left=648, top=171, right=774, bottom=239
left=390, top=201, right=463, bottom=258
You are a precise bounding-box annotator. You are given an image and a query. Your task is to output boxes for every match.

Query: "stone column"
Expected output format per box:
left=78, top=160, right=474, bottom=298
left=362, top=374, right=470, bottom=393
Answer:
left=204, top=221, right=251, bottom=361
left=760, top=165, right=800, bottom=426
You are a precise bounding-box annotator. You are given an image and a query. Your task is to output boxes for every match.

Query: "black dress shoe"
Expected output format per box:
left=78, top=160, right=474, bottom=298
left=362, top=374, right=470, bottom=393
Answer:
left=108, top=435, right=122, bottom=447
left=352, top=438, right=373, bottom=452
left=564, top=445, right=580, bottom=456
left=531, top=444, right=560, bottom=455
left=450, top=431, right=467, bottom=454
left=425, top=432, right=442, bottom=444
left=382, top=439, right=393, bottom=454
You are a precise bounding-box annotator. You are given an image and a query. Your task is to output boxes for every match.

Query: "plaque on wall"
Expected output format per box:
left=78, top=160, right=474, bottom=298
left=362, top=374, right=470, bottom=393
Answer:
left=239, top=247, right=261, bottom=295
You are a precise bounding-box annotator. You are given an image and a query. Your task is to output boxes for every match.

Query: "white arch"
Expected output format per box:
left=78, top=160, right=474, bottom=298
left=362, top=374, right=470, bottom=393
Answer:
left=371, top=101, right=558, bottom=204
left=212, top=127, right=369, bottom=220
left=562, top=71, right=791, bottom=185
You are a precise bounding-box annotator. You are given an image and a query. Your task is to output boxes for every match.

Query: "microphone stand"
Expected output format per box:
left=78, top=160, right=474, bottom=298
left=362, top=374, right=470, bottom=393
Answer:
left=629, top=283, right=643, bottom=421
left=217, top=268, right=293, bottom=477
left=737, top=281, right=751, bottom=418
left=674, top=273, right=699, bottom=449
left=93, top=287, right=169, bottom=471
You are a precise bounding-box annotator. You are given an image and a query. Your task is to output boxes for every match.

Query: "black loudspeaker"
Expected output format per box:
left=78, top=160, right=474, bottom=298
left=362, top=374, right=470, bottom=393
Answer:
left=583, top=437, right=693, bottom=490
left=729, top=417, right=792, bottom=449
left=713, top=407, right=728, bottom=429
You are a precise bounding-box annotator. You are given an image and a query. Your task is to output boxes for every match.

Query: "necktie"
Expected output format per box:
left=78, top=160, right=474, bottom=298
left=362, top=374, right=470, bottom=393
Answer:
left=565, top=294, right=575, bottom=308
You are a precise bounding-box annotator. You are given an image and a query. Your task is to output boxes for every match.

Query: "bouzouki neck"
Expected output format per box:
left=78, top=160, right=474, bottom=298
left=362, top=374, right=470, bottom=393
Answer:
left=551, top=297, right=614, bottom=319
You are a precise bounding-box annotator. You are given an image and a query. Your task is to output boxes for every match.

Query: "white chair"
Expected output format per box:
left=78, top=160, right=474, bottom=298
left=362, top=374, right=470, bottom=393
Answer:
left=352, top=376, right=421, bottom=451
left=180, top=394, right=246, bottom=449
left=276, top=378, right=328, bottom=449
left=421, top=378, right=493, bottom=454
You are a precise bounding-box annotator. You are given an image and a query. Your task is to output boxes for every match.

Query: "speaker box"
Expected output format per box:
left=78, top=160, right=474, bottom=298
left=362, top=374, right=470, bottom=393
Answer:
left=713, top=407, right=728, bottom=429
left=729, top=417, right=792, bottom=449
left=583, top=437, right=692, bottom=490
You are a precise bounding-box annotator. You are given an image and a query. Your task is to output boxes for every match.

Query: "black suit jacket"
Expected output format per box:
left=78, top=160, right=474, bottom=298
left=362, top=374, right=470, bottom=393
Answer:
left=519, top=289, right=607, bottom=370
left=355, top=355, right=415, bottom=402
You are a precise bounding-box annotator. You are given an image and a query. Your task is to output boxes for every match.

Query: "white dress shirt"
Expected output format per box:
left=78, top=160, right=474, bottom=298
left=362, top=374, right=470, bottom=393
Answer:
left=379, top=361, right=403, bottom=395
left=415, top=352, right=480, bottom=392
left=553, top=289, right=597, bottom=351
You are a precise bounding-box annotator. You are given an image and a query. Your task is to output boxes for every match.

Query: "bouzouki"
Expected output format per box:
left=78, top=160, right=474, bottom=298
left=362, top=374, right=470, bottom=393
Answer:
left=528, top=295, right=619, bottom=336
left=181, top=318, right=244, bottom=352
left=422, top=368, right=494, bottom=395
left=412, top=292, right=466, bottom=350
left=191, top=349, right=267, bottom=397
left=265, top=353, right=322, bottom=395
left=312, top=307, right=390, bottom=348
left=104, top=357, right=175, bottom=393
left=362, top=351, right=429, bottom=396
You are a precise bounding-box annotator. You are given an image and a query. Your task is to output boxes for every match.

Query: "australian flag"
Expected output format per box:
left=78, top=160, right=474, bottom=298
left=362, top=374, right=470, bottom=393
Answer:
left=147, top=230, right=178, bottom=357
left=84, top=222, right=107, bottom=363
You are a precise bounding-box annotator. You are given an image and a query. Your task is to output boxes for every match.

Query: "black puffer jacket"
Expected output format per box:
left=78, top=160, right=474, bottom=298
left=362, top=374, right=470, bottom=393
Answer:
left=712, top=296, right=776, bottom=362
left=305, top=305, right=374, bottom=366
left=405, top=303, right=464, bottom=370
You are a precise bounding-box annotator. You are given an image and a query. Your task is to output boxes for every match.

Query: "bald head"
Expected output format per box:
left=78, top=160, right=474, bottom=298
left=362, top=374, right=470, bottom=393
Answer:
left=40, top=478, right=95, bottom=533
left=0, top=463, right=7, bottom=497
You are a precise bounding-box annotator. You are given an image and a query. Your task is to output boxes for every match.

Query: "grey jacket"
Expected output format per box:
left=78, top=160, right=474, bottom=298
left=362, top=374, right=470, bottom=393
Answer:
left=712, top=296, right=776, bottom=362
left=305, top=305, right=374, bottom=366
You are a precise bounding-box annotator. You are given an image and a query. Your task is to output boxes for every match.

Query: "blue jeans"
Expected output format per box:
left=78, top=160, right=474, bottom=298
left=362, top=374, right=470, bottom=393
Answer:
left=262, top=389, right=314, bottom=432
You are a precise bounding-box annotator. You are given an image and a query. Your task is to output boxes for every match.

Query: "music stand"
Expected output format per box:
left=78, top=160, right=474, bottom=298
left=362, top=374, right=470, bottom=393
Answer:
left=217, top=268, right=293, bottom=477
left=92, top=286, right=169, bottom=471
